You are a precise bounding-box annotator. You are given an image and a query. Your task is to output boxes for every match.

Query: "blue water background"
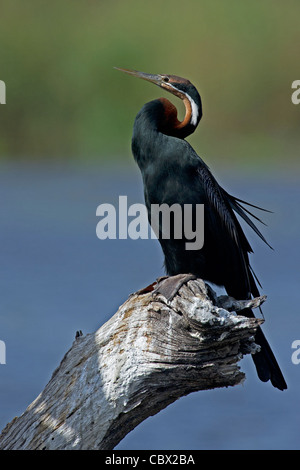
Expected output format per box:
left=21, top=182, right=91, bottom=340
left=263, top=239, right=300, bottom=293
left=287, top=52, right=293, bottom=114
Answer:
left=0, top=161, right=299, bottom=450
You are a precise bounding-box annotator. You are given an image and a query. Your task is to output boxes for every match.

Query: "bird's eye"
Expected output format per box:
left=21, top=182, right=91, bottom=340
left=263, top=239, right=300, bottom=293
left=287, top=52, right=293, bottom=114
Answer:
left=162, top=76, right=169, bottom=83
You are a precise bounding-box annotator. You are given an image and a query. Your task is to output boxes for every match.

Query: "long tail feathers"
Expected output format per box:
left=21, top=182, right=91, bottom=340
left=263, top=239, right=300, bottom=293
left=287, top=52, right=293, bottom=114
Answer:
left=252, top=327, right=287, bottom=391
left=220, top=190, right=286, bottom=390
left=225, top=191, right=273, bottom=249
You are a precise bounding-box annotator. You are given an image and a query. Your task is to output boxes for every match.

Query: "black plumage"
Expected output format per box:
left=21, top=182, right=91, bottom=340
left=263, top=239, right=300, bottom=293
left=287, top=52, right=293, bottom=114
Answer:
left=117, top=68, right=287, bottom=391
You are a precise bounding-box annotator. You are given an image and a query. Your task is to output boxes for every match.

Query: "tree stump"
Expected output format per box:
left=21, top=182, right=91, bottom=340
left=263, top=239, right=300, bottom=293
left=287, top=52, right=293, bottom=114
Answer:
left=0, top=278, right=264, bottom=450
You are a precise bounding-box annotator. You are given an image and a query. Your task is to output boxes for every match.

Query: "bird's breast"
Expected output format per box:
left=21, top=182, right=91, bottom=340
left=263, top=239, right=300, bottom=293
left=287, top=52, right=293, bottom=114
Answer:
left=143, top=163, right=205, bottom=208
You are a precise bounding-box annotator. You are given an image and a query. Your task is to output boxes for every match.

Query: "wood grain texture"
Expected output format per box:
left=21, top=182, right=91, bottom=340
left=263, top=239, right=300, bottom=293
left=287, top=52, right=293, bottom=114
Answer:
left=0, top=278, right=264, bottom=450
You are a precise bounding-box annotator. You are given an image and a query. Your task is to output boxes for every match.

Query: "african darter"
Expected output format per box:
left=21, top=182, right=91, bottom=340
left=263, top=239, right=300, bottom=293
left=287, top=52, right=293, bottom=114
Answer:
left=115, top=67, right=287, bottom=391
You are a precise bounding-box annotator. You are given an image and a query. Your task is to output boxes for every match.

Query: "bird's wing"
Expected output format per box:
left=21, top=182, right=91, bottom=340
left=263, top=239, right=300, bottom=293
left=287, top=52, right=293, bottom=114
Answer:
left=195, top=162, right=269, bottom=298
left=223, top=190, right=273, bottom=249
left=195, top=162, right=271, bottom=253
left=196, top=165, right=252, bottom=252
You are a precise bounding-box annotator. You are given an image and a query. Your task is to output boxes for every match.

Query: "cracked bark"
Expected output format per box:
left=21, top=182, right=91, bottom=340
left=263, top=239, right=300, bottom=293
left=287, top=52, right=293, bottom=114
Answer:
left=0, top=278, right=264, bottom=450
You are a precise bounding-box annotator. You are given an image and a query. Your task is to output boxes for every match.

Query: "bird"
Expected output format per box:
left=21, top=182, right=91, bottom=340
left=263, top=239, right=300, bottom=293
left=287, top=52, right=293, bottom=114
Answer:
left=115, top=67, right=287, bottom=391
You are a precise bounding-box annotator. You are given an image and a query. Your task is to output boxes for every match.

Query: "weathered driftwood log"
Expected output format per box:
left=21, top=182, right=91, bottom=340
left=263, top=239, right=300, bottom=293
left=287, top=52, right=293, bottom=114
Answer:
left=0, top=278, right=265, bottom=450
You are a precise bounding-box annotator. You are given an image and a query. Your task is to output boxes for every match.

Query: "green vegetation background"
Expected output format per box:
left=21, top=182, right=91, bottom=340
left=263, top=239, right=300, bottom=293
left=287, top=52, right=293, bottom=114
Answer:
left=0, top=0, right=299, bottom=169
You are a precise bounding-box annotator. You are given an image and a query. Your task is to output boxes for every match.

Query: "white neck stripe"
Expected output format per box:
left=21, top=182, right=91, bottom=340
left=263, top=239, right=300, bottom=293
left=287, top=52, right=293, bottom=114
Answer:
left=182, top=91, right=199, bottom=126
left=166, top=83, right=199, bottom=126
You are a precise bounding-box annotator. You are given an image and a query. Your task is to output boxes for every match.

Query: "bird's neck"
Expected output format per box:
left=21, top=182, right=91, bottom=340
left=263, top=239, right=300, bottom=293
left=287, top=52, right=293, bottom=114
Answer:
left=158, top=96, right=201, bottom=139
left=131, top=98, right=201, bottom=169
left=134, top=97, right=201, bottom=135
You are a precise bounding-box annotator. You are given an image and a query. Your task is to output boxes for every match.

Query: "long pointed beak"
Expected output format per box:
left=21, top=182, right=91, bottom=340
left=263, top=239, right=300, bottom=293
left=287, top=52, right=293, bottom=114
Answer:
left=114, top=67, right=162, bottom=87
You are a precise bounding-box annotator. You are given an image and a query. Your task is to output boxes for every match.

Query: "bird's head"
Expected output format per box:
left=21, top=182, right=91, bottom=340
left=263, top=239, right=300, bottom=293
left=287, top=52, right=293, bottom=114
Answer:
left=115, top=67, right=202, bottom=134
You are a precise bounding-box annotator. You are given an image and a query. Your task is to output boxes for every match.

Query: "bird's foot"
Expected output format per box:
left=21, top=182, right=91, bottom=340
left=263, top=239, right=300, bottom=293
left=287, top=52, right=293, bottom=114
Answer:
left=130, top=277, right=168, bottom=296
left=131, top=281, right=160, bottom=296
left=131, top=274, right=196, bottom=302
left=152, top=273, right=197, bottom=302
